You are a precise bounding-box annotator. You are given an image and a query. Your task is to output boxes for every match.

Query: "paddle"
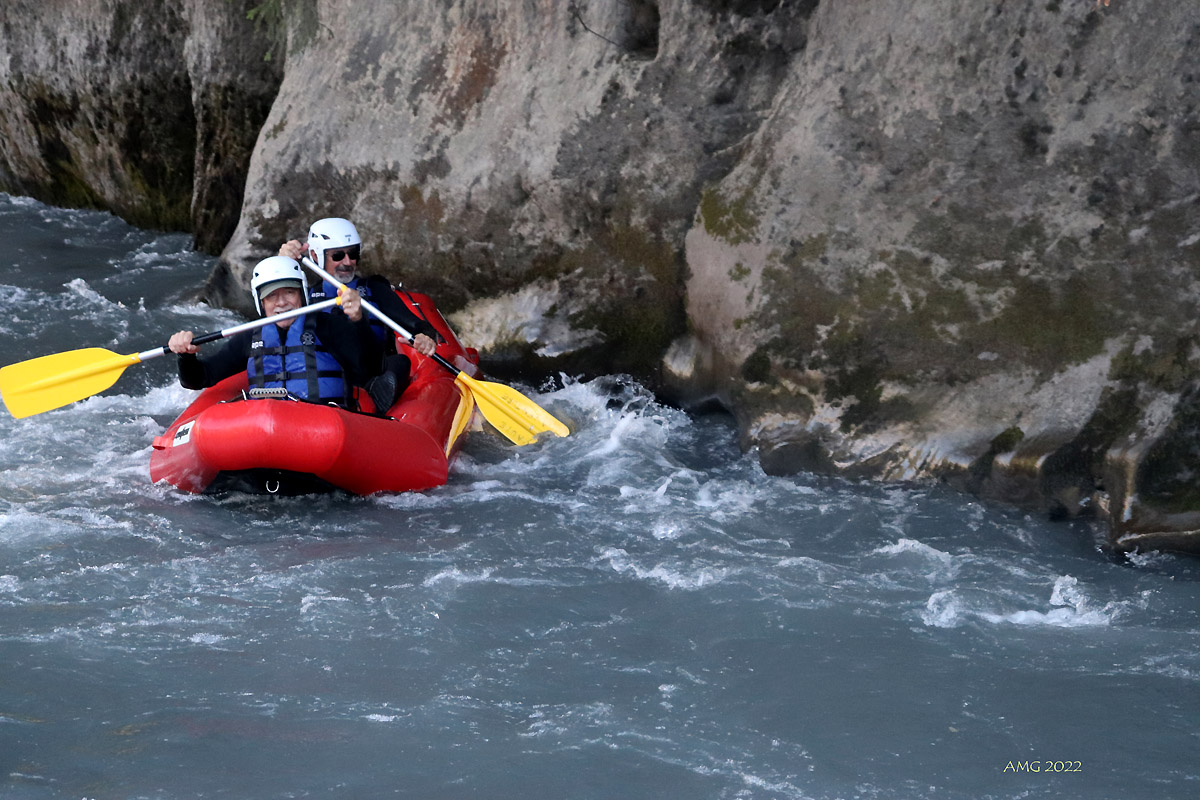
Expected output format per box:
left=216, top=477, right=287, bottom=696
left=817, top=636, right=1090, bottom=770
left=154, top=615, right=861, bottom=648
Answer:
left=0, top=296, right=343, bottom=419
left=300, top=256, right=569, bottom=446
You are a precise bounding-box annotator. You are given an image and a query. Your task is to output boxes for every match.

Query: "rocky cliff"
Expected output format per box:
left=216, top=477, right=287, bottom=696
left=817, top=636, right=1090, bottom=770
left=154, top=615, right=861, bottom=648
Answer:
left=0, top=0, right=282, bottom=252
left=2, top=0, right=1199, bottom=553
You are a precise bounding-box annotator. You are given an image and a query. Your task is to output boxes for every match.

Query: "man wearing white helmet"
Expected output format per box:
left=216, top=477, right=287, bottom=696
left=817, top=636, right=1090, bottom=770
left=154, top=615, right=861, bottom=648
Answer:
left=167, top=256, right=382, bottom=409
left=279, top=218, right=440, bottom=412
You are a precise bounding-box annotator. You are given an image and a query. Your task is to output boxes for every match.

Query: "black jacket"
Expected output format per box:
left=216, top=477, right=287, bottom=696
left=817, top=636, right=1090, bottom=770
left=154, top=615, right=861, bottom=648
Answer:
left=310, top=274, right=440, bottom=346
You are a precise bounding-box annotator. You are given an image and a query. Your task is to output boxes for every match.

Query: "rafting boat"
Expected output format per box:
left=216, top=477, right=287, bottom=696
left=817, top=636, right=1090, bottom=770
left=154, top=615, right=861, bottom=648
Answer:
left=149, top=290, right=480, bottom=495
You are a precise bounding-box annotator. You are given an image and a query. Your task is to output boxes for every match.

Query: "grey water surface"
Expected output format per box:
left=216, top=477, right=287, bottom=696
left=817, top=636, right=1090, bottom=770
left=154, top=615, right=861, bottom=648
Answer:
left=0, top=194, right=1197, bottom=799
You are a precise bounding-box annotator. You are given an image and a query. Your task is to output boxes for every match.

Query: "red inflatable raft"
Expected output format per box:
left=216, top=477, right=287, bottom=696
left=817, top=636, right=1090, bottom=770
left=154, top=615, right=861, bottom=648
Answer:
left=149, top=290, right=479, bottom=495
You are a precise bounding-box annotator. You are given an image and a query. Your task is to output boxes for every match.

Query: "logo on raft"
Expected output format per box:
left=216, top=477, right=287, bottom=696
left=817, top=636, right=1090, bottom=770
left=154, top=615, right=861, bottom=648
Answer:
left=172, top=421, right=194, bottom=446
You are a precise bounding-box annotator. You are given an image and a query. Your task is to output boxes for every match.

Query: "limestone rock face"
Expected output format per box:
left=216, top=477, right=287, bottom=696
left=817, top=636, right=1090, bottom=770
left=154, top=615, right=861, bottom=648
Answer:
left=0, top=0, right=281, bottom=251
left=3, top=0, right=1200, bottom=552
left=677, top=0, right=1200, bottom=552
left=219, top=0, right=818, bottom=371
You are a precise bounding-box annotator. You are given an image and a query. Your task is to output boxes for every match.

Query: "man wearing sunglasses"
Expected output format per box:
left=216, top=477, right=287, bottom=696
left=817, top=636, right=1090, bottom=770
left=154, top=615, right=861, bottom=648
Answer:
left=279, top=218, right=440, bottom=414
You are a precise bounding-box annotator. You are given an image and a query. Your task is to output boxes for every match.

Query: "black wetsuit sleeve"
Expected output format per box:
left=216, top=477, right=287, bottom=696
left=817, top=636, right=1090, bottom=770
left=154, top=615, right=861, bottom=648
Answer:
left=363, top=275, right=440, bottom=341
left=315, top=312, right=382, bottom=388
left=177, top=331, right=253, bottom=390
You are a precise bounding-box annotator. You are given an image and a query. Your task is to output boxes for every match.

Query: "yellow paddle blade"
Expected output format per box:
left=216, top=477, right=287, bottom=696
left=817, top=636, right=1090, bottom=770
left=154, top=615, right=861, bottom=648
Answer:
left=0, top=348, right=140, bottom=419
left=456, top=372, right=569, bottom=446
left=444, top=379, right=477, bottom=457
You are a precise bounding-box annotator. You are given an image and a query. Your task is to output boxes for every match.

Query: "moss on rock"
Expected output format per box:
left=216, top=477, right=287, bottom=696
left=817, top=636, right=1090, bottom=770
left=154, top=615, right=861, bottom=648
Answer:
left=699, top=185, right=759, bottom=245
left=564, top=222, right=687, bottom=378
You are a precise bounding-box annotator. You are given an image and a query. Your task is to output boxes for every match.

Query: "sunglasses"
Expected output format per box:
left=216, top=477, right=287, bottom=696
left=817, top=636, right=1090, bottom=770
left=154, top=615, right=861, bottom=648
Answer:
left=327, top=245, right=360, bottom=263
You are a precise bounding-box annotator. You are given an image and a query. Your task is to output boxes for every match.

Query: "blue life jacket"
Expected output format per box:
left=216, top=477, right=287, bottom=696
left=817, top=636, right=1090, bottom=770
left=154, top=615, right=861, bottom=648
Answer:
left=310, top=276, right=391, bottom=346
left=246, top=314, right=350, bottom=406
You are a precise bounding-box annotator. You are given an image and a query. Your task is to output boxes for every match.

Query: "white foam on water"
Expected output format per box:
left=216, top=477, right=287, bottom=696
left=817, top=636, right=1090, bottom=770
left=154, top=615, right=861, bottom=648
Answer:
left=187, top=632, right=230, bottom=647
left=690, top=479, right=765, bottom=522
left=547, top=375, right=688, bottom=449
left=159, top=299, right=243, bottom=333
left=588, top=409, right=645, bottom=460
left=0, top=193, right=41, bottom=208
left=64, top=277, right=123, bottom=308
left=598, top=546, right=730, bottom=590
left=423, top=566, right=496, bottom=587
left=1, top=431, right=164, bottom=509
left=1139, top=655, right=1200, bottom=681
left=299, top=594, right=352, bottom=615
left=1124, top=549, right=1179, bottom=569
left=737, top=773, right=809, bottom=799
left=650, top=518, right=686, bottom=540
left=869, top=537, right=959, bottom=582
left=922, top=575, right=1130, bottom=629
left=920, top=589, right=963, bottom=628
left=0, top=283, right=33, bottom=308
left=80, top=380, right=197, bottom=417
left=407, top=375, right=749, bottom=539
left=872, top=537, right=953, bottom=563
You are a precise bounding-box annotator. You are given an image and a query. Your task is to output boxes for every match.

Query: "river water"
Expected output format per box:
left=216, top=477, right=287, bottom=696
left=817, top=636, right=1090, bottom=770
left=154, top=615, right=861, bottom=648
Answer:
left=0, top=194, right=1197, bottom=799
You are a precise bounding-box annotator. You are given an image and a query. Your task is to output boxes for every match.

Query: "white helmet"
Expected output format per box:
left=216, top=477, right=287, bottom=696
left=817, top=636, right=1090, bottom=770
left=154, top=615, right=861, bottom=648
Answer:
left=307, top=217, right=362, bottom=267
left=250, top=256, right=308, bottom=316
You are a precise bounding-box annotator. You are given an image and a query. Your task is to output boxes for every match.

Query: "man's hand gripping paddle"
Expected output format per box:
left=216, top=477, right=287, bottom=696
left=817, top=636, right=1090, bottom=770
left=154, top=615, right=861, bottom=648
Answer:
left=300, top=256, right=569, bottom=446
